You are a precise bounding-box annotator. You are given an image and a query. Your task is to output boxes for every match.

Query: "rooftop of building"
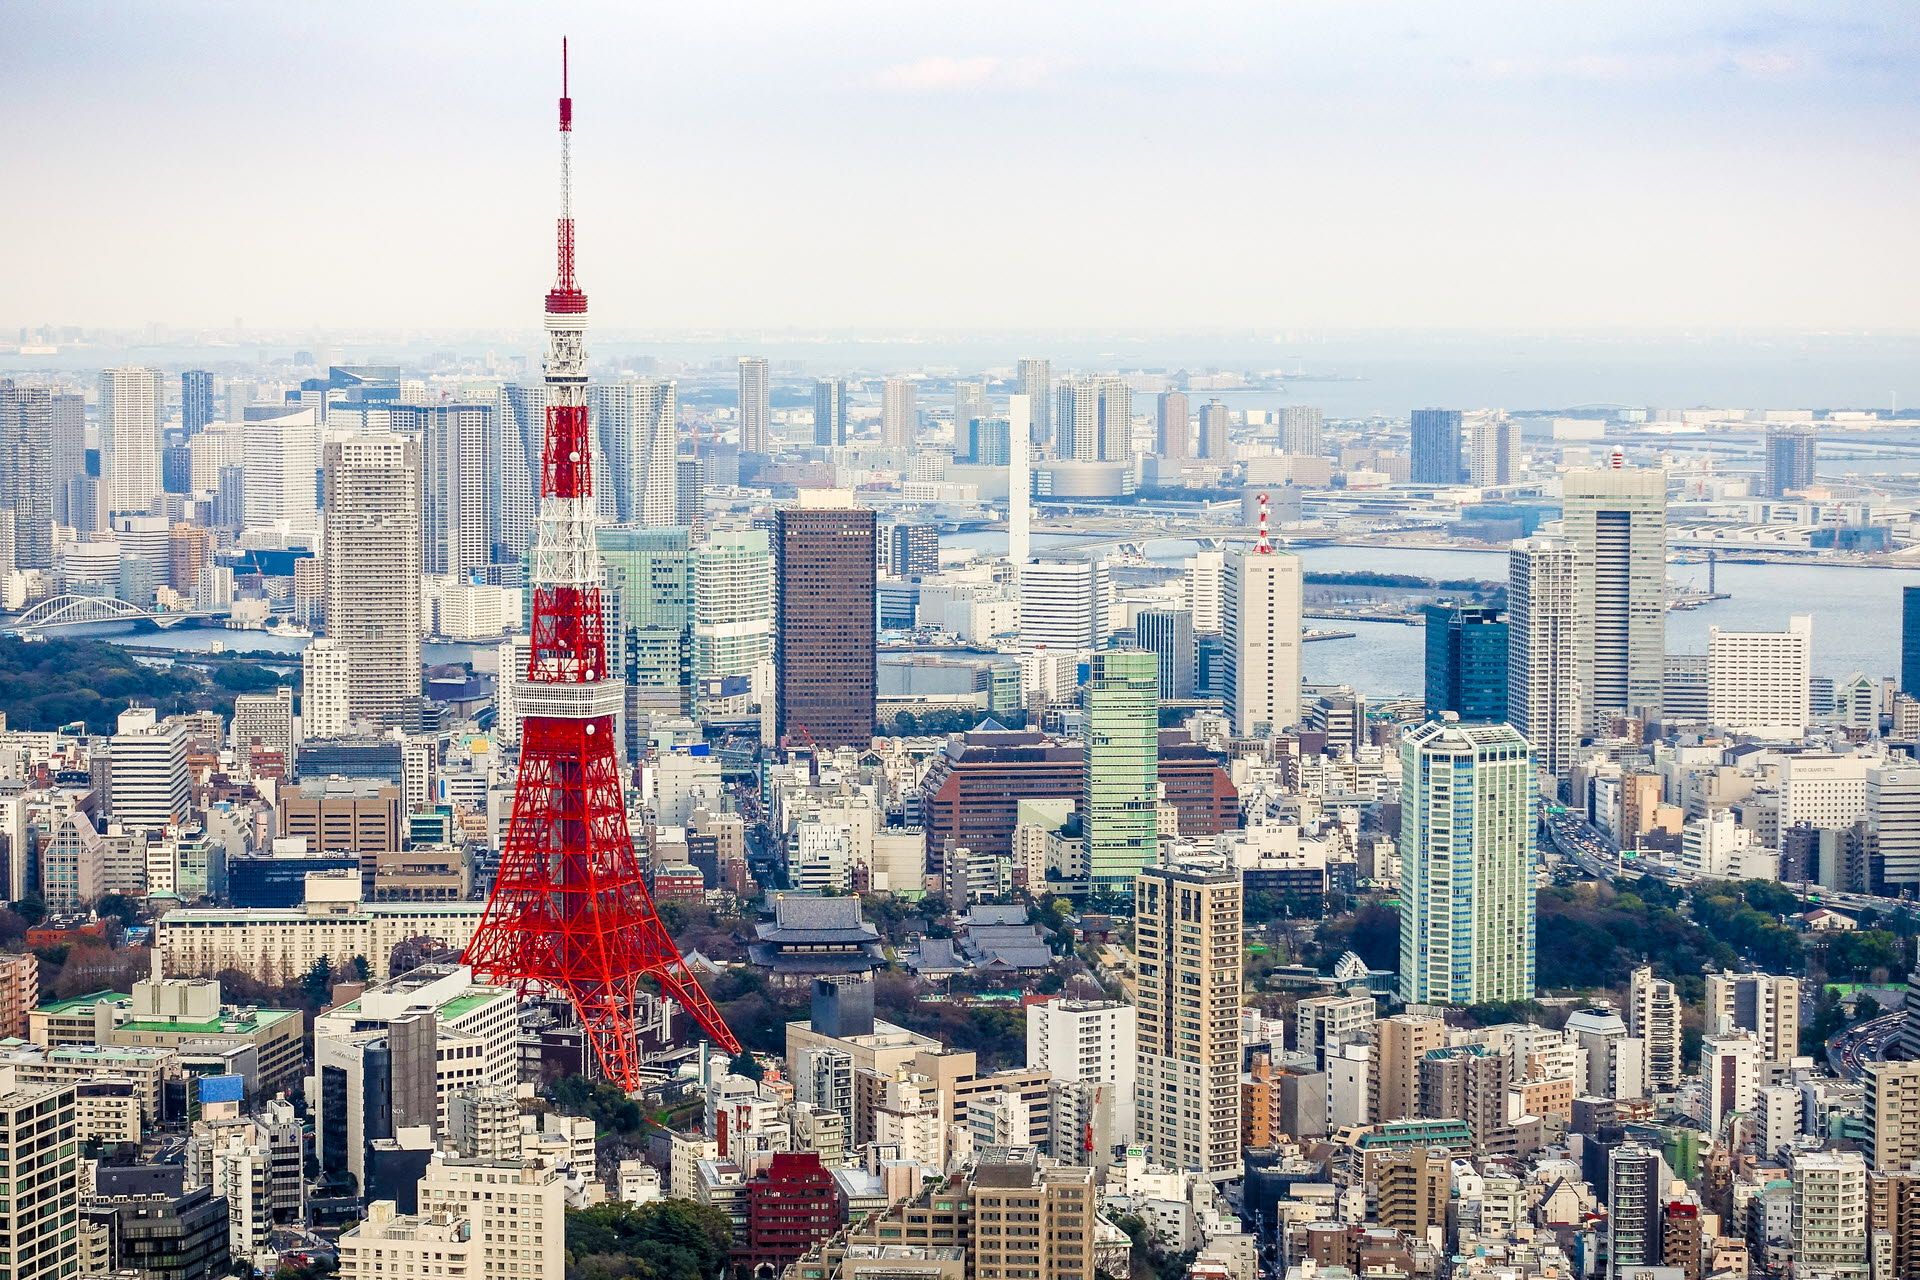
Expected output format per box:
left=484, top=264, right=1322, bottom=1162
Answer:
left=117, top=1007, right=299, bottom=1036
left=34, top=989, right=125, bottom=1015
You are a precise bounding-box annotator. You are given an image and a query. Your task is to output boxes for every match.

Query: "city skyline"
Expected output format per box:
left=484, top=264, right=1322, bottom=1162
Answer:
left=6, top=4, right=1919, bottom=334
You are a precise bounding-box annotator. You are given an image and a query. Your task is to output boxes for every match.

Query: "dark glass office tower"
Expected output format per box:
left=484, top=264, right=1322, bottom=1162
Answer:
left=1411, top=407, right=1464, bottom=484
left=1424, top=603, right=1509, bottom=722
left=1903, top=586, right=1920, bottom=695
left=776, top=499, right=876, bottom=747
left=181, top=369, right=215, bottom=436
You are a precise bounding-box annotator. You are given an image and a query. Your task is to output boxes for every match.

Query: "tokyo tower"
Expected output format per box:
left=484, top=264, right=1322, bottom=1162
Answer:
left=465, top=40, right=740, bottom=1087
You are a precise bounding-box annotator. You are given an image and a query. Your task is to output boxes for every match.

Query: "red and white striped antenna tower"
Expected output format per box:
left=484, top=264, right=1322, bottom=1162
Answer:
left=1255, top=491, right=1273, bottom=553
left=465, top=38, right=740, bottom=1088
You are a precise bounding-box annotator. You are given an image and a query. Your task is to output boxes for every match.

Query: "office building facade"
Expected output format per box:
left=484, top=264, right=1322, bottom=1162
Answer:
left=1083, top=649, right=1160, bottom=890
left=1562, top=463, right=1667, bottom=726
left=1222, top=547, right=1304, bottom=737
left=812, top=379, right=846, bottom=448
left=775, top=495, right=876, bottom=748
left=1423, top=603, right=1508, bottom=723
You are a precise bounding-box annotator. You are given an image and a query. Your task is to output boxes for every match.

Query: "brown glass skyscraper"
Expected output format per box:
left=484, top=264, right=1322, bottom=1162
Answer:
left=775, top=496, right=876, bottom=748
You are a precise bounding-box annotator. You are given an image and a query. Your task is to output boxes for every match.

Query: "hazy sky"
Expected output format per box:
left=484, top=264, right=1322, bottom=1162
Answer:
left=6, top=2, right=1918, bottom=334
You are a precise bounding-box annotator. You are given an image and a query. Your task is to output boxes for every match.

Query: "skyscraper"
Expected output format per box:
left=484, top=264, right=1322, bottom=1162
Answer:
left=1155, top=392, right=1189, bottom=460
left=1083, top=649, right=1159, bottom=890
left=775, top=492, right=876, bottom=748
left=1222, top=546, right=1303, bottom=737
left=0, top=381, right=52, bottom=569
left=953, top=381, right=987, bottom=453
left=1467, top=415, right=1521, bottom=487
left=181, top=370, right=215, bottom=437
left=1410, top=407, right=1463, bottom=485
left=1016, top=358, right=1051, bottom=453
left=889, top=524, right=939, bottom=577
left=1018, top=559, right=1109, bottom=650
left=322, top=437, right=423, bottom=730
left=1198, top=399, right=1229, bottom=459
left=1059, top=377, right=1130, bottom=463
left=496, top=382, right=548, bottom=559
left=1279, top=405, right=1323, bottom=456
left=1423, top=604, right=1508, bottom=723
left=1562, top=462, right=1667, bottom=726
left=1762, top=424, right=1817, bottom=498
left=100, top=366, right=164, bottom=516
left=1134, top=860, right=1242, bottom=1183
left=395, top=402, right=496, bottom=578
left=881, top=378, right=916, bottom=449
left=241, top=408, right=321, bottom=533
left=1904, top=586, right=1920, bottom=696
left=1507, top=537, right=1580, bottom=779
left=693, top=529, right=775, bottom=711
left=1397, top=720, right=1536, bottom=1005
left=590, top=379, right=678, bottom=527
left=598, top=525, right=693, bottom=729
left=1134, top=608, right=1196, bottom=700
left=49, top=393, right=84, bottom=527
left=812, top=379, right=847, bottom=448
left=738, top=357, right=771, bottom=455
left=1008, top=394, right=1032, bottom=578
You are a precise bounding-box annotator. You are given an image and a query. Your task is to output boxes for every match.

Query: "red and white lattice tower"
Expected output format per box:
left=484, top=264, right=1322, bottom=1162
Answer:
left=464, top=41, right=740, bottom=1086
left=1255, top=491, right=1273, bottom=553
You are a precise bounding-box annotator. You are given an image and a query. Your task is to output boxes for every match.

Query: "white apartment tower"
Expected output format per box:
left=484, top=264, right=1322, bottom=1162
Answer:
left=1561, top=462, right=1667, bottom=726
left=100, top=366, right=164, bottom=516
left=1222, top=547, right=1303, bottom=737
left=1705, top=970, right=1800, bottom=1065
left=399, top=402, right=496, bottom=579
left=302, top=639, right=352, bottom=740
left=1027, top=998, right=1138, bottom=1107
left=1508, top=536, right=1580, bottom=779
left=882, top=378, right=917, bottom=449
left=322, top=437, right=423, bottom=730
left=1628, top=965, right=1684, bottom=1090
left=1058, top=376, right=1130, bottom=463
left=1707, top=615, right=1812, bottom=738
left=1791, top=1151, right=1869, bottom=1280
left=1134, top=861, right=1242, bottom=1183
left=737, top=357, right=771, bottom=455
left=1017, top=358, right=1052, bottom=451
left=591, top=379, right=678, bottom=528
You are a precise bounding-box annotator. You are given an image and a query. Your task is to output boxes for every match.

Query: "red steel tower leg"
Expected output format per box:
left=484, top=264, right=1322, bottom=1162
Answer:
left=464, top=40, right=739, bottom=1087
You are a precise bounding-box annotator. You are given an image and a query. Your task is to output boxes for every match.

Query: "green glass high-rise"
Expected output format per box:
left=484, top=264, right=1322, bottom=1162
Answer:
left=1083, top=648, right=1160, bottom=892
left=1397, top=719, right=1536, bottom=1005
left=597, top=526, right=693, bottom=736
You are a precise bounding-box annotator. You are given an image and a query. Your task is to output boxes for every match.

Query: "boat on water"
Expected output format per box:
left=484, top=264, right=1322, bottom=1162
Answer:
left=266, top=619, right=313, bottom=638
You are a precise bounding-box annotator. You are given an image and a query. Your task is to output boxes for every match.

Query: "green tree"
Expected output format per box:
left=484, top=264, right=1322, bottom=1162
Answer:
left=565, top=1199, right=733, bottom=1280
left=300, top=957, right=335, bottom=1007
left=96, top=894, right=139, bottom=928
